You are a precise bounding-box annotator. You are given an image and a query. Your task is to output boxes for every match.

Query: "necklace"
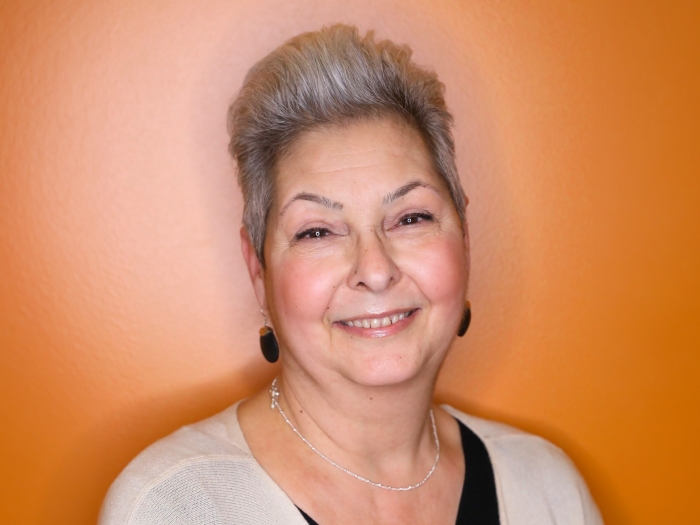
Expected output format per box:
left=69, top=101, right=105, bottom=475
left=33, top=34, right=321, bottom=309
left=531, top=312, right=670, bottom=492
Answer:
left=269, top=378, right=440, bottom=491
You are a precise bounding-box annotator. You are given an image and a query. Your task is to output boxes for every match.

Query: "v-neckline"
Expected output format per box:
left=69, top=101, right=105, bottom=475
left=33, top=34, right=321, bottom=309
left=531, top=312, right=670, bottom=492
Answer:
left=296, top=418, right=500, bottom=525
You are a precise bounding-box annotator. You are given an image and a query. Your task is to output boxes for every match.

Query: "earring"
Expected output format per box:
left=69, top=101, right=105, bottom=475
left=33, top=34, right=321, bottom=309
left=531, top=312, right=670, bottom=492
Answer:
left=259, top=309, right=279, bottom=363
left=457, top=301, right=471, bottom=337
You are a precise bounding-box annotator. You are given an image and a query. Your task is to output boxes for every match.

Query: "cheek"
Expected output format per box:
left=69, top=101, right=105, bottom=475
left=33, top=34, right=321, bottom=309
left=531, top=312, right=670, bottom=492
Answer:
left=399, top=234, right=467, bottom=309
left=268, top=253, right=343, bottom=328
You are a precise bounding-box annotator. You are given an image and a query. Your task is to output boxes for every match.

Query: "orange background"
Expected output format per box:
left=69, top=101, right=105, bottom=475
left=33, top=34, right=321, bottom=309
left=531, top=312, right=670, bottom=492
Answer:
left=1, top=1, right=698, bottom=524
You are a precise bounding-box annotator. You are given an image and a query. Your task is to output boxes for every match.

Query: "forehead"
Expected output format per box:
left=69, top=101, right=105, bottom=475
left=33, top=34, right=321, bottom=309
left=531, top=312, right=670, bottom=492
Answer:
left=273, top=118, right=445, bottom=201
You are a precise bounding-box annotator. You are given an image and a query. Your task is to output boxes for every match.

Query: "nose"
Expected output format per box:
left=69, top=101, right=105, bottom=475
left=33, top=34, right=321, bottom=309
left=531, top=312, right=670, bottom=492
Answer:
left=348, top=230, right=400, bottom=292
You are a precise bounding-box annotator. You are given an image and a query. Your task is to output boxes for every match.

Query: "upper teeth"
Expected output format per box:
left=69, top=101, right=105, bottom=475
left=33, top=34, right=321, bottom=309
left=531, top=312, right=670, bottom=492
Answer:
left=343, top=311, right=411, bottom=328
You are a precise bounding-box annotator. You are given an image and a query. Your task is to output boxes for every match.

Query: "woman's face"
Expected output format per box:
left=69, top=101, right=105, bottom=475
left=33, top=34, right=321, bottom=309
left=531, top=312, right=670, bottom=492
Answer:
left=243, top=118, right=469, bottom=388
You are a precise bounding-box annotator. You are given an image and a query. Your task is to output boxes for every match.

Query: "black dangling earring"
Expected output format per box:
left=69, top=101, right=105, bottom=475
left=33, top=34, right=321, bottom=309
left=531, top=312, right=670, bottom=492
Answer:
left=457, top=301, right=471, bottom=337
left=259, top=308, right=279, bottom=363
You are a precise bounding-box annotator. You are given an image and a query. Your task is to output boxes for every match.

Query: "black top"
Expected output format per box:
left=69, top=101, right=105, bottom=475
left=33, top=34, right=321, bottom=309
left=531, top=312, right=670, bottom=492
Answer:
left=297, top=418, right=500, bottom=525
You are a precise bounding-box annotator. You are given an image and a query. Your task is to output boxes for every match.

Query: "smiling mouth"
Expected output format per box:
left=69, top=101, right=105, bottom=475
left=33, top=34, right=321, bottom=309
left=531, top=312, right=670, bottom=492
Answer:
left=338, top=309, right=417, bottom=329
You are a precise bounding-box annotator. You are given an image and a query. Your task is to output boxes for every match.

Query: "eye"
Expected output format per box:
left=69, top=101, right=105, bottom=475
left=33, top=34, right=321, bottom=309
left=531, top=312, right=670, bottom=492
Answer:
left=398, top=212, right=435, bottom=226
left=295, top=227, right=331, bottom=240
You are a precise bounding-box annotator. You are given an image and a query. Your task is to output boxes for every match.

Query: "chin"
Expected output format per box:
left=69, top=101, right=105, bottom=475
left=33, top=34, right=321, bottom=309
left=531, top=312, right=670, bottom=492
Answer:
left=340, top=352, right=436, bottom=388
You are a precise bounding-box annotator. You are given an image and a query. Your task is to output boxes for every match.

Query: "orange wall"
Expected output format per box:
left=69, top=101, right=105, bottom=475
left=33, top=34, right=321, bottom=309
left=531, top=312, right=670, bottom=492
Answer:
left=1, top=1, right=698, bottom=524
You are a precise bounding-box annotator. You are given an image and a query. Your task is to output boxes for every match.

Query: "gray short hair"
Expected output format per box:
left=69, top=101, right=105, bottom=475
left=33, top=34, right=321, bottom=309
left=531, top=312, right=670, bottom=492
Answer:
left=228, top=24, right=466, bottom=266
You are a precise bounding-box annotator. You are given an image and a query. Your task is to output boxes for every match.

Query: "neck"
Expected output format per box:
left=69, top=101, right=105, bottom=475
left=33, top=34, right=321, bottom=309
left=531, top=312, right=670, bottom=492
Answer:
left=273, top=366, right=440, bottom=486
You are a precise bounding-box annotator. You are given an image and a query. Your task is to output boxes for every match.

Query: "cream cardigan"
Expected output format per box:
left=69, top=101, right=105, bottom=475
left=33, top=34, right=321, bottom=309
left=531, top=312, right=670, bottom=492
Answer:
left=99, top=403, right=603, bottom=525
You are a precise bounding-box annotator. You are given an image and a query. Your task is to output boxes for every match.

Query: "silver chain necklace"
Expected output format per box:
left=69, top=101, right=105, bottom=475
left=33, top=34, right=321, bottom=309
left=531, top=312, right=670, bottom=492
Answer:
left=269, top=378, right=440, bottom=491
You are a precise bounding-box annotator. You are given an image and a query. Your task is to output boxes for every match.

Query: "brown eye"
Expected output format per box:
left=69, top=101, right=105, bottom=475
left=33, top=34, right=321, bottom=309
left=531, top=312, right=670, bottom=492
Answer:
left=296, top=227, right=331, bottom=240
left=399, top=212, right=434, bottom=226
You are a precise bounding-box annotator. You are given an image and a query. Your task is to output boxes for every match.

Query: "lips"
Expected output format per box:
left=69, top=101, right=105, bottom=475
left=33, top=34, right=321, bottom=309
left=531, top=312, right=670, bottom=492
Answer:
left=338, top=309, right=416, bottom=328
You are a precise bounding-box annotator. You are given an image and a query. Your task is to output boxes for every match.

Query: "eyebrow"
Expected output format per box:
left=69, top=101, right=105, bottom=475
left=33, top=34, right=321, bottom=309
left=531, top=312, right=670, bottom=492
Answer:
left=279, top=192, right=344, bottom=216
left=382, top=180, right=438, bottom=205
left=279, top=180, right=438, bottom=217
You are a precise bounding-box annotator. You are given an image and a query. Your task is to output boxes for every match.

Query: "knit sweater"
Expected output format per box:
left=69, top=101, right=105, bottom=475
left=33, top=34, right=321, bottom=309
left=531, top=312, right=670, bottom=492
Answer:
left=98, top=403, right=604, bottom=525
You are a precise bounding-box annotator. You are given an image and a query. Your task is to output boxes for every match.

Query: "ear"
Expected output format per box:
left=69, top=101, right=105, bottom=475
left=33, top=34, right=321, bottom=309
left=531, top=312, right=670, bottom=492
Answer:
left=240, top=226, right=268, bottom=310
left=462, top=211, right=471, bottom=298
left=462, top=219, right=470, bottom=267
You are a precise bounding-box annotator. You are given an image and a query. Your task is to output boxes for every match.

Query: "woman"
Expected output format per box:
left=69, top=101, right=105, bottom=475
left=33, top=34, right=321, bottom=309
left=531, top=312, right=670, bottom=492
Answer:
left=100, top=25, right=602, bottom=525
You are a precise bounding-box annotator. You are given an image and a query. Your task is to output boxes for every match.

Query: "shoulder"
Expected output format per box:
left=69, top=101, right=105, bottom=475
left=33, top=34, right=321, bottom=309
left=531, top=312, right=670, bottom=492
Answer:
left=98, top=402, right=299, bottom=525
left=442, top=405, right=604, bottom=525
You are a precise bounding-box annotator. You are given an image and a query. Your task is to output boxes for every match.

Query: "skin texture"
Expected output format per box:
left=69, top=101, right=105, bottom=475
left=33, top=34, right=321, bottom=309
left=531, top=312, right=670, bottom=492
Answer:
left=238, top=118, right=470, bottom=525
